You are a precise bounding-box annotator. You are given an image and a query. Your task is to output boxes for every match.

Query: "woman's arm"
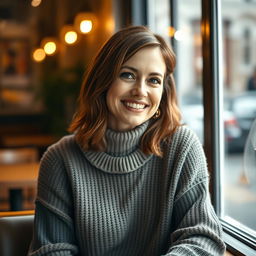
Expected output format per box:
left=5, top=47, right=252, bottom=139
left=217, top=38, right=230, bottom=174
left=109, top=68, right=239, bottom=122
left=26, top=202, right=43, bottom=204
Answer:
left=28, top=145, right=79, bottom=256
left=163, top=133, right=226, bottom=255
left=165, top=178, right=226, bottom=255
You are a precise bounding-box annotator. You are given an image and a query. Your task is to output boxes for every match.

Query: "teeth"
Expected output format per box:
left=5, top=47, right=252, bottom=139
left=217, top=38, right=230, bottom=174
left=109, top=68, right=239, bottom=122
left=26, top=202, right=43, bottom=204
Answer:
left=124, top=102, right=146, bottom=109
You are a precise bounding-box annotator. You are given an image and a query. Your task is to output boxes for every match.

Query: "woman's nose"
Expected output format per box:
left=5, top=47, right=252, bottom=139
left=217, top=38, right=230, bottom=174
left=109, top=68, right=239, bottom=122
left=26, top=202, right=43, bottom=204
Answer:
left=131, top=80, right=147, bottom=97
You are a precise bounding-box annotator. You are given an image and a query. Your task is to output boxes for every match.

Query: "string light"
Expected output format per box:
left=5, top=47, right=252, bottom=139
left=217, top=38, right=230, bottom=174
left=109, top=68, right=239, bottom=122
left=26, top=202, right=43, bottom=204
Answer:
left=44, top=42, right=56, bottom=55
left=80, top=20, right=92, bottom=33
left=33, top=48, right=46, bottom=62
left=74, top=12, right=97, bottom=34
left=41, top=38, right=58, bottom=55
left=64, top=30, right=78, bottom=44
left=60, top=25, right=79, bottom=45
left=31, top=0, right=42, bottom=7
left=34, top=12, right=99, bottom=60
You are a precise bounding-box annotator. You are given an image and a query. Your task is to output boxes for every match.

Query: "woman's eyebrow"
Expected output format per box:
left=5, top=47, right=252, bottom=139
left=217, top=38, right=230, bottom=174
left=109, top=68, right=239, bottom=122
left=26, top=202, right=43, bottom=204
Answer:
left=121, top=65, right=163, bottom=78
left=121, top=65, right=138, bottom=73
left=150, top=72, right=163, bottom=78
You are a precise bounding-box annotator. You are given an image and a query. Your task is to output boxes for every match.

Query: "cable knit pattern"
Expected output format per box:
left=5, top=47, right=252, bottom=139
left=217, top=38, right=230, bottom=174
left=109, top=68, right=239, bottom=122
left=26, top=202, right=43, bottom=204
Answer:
left=28, top=124, right=226, bottom=256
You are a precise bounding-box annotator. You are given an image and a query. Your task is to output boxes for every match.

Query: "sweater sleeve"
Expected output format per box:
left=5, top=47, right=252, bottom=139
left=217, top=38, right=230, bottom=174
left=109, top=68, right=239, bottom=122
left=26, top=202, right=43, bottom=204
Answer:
left=28, top=145, right=79, bottom=256
left=163, top=132, right=226, bottom=256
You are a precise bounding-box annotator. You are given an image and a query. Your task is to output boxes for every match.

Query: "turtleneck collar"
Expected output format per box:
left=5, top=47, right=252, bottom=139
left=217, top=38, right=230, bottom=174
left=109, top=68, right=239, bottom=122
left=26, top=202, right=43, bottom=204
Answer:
left=105, top=121, right=149, bottom=156
left=83, top=121, right=153, bottom=174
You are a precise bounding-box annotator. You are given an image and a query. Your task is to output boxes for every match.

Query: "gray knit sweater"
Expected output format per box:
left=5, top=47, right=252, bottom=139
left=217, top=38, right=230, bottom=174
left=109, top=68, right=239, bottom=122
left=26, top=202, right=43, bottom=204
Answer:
left=28, top=122, right=226, bottom=256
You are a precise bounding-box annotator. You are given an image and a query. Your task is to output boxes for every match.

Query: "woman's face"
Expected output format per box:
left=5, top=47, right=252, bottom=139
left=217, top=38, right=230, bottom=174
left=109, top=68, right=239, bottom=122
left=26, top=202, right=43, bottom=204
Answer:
left=106, top=46, right=166, bottom=131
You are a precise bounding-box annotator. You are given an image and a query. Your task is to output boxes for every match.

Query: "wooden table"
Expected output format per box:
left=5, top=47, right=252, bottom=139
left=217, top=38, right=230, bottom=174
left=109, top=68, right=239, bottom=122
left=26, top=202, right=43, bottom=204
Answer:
left=0, top=163, right=40, bottom=211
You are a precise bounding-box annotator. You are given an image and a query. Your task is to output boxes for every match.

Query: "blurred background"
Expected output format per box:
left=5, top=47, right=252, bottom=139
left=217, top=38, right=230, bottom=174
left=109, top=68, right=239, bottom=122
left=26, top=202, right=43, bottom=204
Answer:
left=0, top=1, right=255, bottom=253
left=0, top=0, right=119, bottom=143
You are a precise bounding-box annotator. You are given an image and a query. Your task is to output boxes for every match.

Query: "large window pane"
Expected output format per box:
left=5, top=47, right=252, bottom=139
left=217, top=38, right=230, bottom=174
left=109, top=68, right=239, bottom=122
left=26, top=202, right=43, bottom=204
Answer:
left=175, top=0, right=203, bottom=143
left=147, top=0, right=170, bottom=37
left=221, top=0, right=256, bottom=239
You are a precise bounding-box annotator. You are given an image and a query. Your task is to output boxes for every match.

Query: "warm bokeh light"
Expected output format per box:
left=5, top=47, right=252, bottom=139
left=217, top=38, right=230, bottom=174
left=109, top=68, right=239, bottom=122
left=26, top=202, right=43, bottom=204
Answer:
left=80, top=20, right=92, bottom=33
left=105, top=18, right=115, bottom=33
left=64, top=31, right=78, bottom=44
left=74, top=12, right=97, bottom=34
left=43, top=41, right=57, bottom=55
left=168, top=26, right=176, bottom=37
left=60, top=25, right=79, bottom=45
left=31, top=0, right=42, bottom=7
left=33, top=48, right=46, bottom=62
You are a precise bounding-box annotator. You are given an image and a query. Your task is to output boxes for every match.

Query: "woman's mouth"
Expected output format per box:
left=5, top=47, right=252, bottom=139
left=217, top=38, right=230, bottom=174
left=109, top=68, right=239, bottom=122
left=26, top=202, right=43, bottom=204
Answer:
left=121, top=100, right=149, bottom=111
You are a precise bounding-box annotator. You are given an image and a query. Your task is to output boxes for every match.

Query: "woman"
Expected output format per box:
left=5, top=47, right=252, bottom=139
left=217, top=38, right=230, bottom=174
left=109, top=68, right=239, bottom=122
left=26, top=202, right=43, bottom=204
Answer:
left=29, top=26, right=226, bottom=255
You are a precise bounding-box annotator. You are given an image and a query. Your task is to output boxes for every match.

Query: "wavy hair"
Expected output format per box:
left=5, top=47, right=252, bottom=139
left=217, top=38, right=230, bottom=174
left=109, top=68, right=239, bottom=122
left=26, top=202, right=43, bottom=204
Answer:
left=69, top=26, right=181, bottom=157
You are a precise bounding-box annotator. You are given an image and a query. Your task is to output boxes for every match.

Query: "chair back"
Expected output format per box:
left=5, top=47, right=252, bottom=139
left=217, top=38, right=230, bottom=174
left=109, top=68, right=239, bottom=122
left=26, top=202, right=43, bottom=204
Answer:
left=0, top=148, right=38, bottom=165
left=0, top=213, right=34, bottom=256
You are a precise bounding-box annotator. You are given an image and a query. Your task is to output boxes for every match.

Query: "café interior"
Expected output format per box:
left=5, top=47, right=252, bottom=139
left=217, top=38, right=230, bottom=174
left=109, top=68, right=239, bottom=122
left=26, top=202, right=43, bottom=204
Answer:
left=0, top=0, right=254, bottom=255
left=0, top=0, right=119, bottom=213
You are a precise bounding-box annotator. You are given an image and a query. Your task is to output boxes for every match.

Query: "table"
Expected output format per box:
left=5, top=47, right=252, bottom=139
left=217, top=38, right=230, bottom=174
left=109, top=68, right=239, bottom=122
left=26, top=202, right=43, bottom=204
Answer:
left=2, top=135, right=58, bottom=148
left=0, top=163, right=40, bottom=211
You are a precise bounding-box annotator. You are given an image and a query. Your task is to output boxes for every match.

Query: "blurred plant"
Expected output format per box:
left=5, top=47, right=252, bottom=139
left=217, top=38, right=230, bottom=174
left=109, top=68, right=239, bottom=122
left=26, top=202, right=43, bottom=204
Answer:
left=40, top=63, right=84, bottom=136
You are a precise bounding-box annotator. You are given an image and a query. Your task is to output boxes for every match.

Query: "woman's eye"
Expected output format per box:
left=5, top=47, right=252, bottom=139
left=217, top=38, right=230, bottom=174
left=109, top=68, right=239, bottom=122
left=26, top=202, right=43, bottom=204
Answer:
left=149, top=77, right=161, bottom=85
left=120, top=72, right=135, bottom=80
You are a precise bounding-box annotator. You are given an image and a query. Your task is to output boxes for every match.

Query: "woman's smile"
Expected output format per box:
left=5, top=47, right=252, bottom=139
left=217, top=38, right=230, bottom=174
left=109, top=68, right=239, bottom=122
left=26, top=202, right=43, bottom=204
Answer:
left=121, top=100, right=149, bottom=112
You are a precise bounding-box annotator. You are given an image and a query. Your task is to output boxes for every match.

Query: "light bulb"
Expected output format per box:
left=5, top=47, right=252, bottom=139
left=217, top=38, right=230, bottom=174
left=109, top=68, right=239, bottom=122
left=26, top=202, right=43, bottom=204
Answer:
left=33, top=48, right=46, bottom=62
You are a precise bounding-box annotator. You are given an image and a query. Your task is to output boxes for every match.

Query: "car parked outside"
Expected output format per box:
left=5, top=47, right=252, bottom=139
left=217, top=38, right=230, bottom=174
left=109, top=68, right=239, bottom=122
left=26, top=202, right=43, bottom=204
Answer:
left=180, top=93, right=242, bottom=153
left=226, top=91, right=256, bottom=152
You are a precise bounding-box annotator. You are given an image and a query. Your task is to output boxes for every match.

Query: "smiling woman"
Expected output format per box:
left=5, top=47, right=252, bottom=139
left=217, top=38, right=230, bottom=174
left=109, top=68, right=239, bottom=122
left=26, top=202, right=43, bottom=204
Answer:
left=69, top=26, right=179, bottom=156
left=28, top=26, right=226, bottom=256
left=106, top=46, right=165, bottom=132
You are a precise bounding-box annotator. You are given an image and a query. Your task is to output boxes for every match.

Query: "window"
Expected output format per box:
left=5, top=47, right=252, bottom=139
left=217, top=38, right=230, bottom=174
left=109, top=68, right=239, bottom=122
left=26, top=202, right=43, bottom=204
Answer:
left=221, top=0, right=256, bottom=254
left=174, top=0, right=203, bottom=143
left=147, top=0, right=170, bottom=38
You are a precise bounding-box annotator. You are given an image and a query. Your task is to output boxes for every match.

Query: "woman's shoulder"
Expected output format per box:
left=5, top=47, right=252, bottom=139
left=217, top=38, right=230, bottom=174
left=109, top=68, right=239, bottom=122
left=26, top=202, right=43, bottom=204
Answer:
left=37, top=135, right=78, bottom=197
left=41, top=134, right=78, bottom=161
left=161, top=125, right=203, bottom=157
left=170, top=125, right=201, bottom=146
left=51, top=134, right=77, bottom=149
left=162, top=125, right=208, bottom=181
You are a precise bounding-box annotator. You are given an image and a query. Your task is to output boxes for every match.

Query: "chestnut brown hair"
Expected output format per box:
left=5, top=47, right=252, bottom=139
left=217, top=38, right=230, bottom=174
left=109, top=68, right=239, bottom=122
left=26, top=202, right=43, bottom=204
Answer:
left=69, top=26, right=181, bottom=156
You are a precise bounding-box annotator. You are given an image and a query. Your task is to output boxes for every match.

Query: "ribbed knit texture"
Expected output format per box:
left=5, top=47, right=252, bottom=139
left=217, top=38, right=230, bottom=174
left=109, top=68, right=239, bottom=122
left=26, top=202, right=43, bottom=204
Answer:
left=28, top=123, right=226, bottom=256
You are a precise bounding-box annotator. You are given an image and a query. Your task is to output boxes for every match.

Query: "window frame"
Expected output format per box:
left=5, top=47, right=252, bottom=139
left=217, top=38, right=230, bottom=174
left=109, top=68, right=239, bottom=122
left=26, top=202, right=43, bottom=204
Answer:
left=201, top=0, right=256, bottom=255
